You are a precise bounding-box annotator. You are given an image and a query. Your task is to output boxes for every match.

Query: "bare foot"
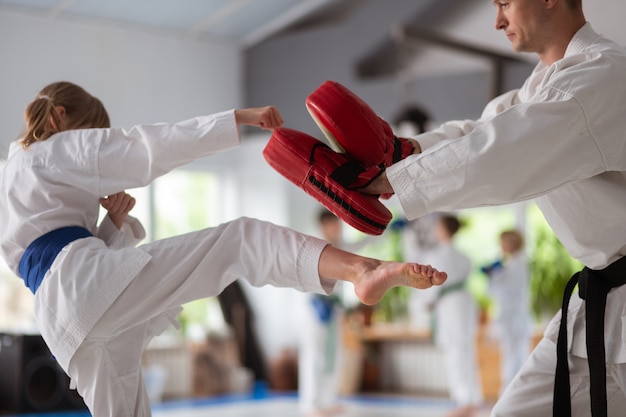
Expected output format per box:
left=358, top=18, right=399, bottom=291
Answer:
left=352, top=259, right=447, bottom=305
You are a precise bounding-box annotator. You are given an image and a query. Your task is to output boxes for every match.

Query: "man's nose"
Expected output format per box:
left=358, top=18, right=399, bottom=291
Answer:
left=494, top=9, right=507, bottom=30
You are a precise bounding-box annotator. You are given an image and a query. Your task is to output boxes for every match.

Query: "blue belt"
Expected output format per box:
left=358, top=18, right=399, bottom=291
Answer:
left=18, top=226, right=93, bottom=294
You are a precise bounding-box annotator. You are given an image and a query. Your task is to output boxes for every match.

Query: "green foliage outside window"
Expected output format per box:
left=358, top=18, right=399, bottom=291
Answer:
left=527, top=204, right=582, bottom=321
left=152, top=170, right=220, bottom=337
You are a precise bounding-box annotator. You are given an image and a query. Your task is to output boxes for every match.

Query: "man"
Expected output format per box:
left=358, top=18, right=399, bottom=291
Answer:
left=363, top=0, right=626, bottom=416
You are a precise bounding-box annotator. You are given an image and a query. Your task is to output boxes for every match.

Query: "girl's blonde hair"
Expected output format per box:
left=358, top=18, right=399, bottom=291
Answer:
left=21, top=81, right=110, bottom=149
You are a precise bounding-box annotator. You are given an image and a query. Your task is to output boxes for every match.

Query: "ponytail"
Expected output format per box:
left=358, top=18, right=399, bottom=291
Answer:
left=20, top=82, right=110, bottom=149
left=21, top=96, right=67, bottom=148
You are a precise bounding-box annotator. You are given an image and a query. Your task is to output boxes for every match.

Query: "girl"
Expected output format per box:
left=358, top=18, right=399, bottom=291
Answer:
left=0, top=81, right=446, bottom=417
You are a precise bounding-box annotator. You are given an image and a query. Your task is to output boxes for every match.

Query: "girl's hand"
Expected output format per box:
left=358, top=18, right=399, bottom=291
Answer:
left=100, top=191, right=136, bottom=230
left=235, top=106, right=284, bottom=130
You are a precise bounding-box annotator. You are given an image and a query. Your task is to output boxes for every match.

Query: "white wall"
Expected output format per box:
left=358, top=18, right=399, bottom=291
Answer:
left=0, top=10, right=243, bottom=158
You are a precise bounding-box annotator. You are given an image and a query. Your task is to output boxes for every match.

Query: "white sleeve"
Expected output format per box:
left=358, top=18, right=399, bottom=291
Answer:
left=96, top=215, right=146, bottom=248
left=96, top=110, right=239, bottom=196
left=387, top=92, right=604, bottom=220
left=414, top=89, right=520, bottom=152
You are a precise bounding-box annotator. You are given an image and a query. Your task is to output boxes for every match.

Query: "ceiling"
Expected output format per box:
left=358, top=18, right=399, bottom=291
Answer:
left=1, top=0, right=624, bottom=51
left=3, top=0, right=623, bottom=70
left=1, top=0, right=625, bottom=160
left=0, top=0, right=354, bottom=48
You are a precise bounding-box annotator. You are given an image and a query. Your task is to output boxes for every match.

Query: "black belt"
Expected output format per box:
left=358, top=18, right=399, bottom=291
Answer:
left=553, top=255, right=626, bottom=417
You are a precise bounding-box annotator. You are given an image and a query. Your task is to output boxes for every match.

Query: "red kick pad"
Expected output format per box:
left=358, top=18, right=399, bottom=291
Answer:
left=263, top=128, right=392, bottom=235
left=306, top=80, right=414, bottom=168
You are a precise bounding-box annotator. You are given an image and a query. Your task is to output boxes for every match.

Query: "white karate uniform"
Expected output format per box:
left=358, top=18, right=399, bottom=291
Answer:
left=0, top=111, right=333, bottom=417
left=488, top=253, right=532, bottom=392
left=421, top=243, right=482, bottom=407
left=387, top=23, right=626, bottom=415
left=298, top=294, right=342, bottom=413
left=298, top=237, right=369, bottom=413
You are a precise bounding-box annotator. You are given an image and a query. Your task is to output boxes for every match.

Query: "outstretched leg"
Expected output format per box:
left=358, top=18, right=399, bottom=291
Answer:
left=91, top=217, right=446, bottom=337
left=68, top=217, right=445, bottom=416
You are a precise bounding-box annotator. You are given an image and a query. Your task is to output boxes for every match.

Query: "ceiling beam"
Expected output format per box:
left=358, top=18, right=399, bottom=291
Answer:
left=354, top=0, right=468, bottom=79
left=393, top=25, right=524, bottom=64
left=393, top=25, right=527, bottom=97
left=357, top=24, right=527, bottom=96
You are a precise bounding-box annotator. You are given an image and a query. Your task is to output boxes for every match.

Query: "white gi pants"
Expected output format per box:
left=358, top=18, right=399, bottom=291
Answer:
left=491, top=337, right=626, bottom=416
left=496, top=321, right=531, bottom=393
left=298, top=296, right=342, bottom=413
left=436, top=291, right=482, bottom=407
left=66, top=218, right=330, bottom=417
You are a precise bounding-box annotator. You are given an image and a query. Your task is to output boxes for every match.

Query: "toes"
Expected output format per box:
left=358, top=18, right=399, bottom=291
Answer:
left=431, top=271, right=448, bottom=285
left=419, top=264, right=433, bottom=277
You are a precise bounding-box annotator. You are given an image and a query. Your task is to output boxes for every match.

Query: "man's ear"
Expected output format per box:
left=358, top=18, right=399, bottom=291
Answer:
left=544, top=0, right=558, bottom=10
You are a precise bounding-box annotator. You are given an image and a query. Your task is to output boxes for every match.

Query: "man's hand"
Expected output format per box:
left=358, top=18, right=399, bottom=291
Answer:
left=361, top=171, right=395, bottom=195
left=100, top=191, right=136, bottom=230
left=235, top=106, right=284, bottom=130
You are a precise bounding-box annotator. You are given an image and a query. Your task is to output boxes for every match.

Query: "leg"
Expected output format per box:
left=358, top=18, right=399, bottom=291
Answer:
left=90, top=218, right=330, bottom=337
left=72, top=218, right=443, bottom=415
left=499, top=327, right=530, bottom=392
left=443, top=343, right=482, bottom=417
left=607, top=363, right=626, bottom=414
left=299, top=295, right=329, bottom=414
left=491, top=337, right=626, bottom=417
left=299, top=299, right=344, bottom=416
left=68, top=321, right=154, bottom=417
left=441, top=296, right=482, bottom=417
left=93, top=217, right=444, bottom=337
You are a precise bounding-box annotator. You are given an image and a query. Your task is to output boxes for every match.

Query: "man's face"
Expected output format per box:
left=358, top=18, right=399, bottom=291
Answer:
left=492, top=0, right=550, bottom=54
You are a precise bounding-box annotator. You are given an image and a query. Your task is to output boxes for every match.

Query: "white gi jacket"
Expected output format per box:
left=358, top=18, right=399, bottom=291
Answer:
left=421, top=243, right=475, bottom=348
left=0, top=110, right=239, bottom=370
left=387, top=23, right=626, bottom=363
left=489, top=252, right=532, bottom=336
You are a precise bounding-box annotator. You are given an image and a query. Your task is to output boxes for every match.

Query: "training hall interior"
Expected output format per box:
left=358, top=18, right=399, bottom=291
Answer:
left=0, top=1, right=624, bottom=416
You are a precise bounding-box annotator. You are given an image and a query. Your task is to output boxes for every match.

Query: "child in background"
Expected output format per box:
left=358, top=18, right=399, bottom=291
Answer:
left=483, top=230, right=532, bottom=394
left=420, top=214, right=483, bottom=417
left=299, top=209, right=377, bottom=416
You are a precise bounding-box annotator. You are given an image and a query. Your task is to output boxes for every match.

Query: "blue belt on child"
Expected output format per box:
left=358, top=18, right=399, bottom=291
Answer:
left=18, top=226, right=93, bottom=294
